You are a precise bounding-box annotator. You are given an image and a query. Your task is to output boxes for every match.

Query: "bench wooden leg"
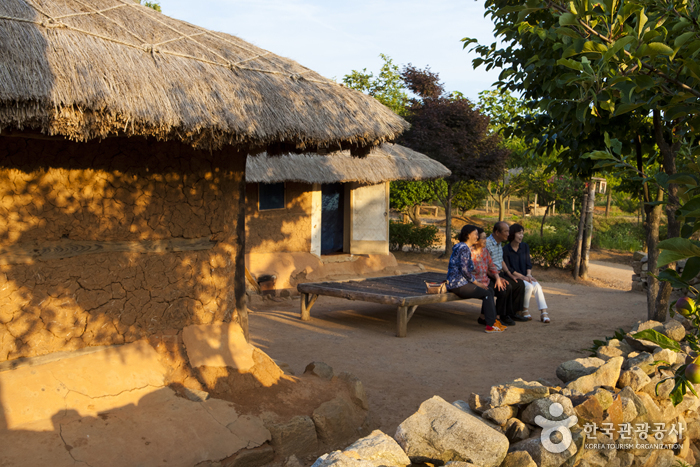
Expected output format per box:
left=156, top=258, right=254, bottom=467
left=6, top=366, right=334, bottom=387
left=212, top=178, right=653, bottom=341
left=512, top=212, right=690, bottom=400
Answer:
left=300, top=293, right=318, bottom=321
left=396, top=305, right=418, bottom=337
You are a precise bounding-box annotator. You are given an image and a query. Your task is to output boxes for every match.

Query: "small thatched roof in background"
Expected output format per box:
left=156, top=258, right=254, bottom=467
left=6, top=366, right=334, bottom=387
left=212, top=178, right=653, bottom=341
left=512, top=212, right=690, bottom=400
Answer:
left=246, top=144, right=451, bottom=184
left=0, top=0, right=408, bottom=153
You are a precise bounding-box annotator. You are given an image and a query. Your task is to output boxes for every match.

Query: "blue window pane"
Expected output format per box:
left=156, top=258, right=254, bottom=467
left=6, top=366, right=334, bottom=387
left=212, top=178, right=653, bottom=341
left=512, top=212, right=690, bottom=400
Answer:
left=259, top=183, right=285, bottom=210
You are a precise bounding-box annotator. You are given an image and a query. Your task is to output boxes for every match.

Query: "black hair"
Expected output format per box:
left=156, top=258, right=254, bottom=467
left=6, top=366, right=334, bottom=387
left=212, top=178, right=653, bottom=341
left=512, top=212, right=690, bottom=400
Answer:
left=508, top=223, right=525, bottom=243
left=493, top=221, right=508, bottom=233
left=458, top=224, right=479, bottom=243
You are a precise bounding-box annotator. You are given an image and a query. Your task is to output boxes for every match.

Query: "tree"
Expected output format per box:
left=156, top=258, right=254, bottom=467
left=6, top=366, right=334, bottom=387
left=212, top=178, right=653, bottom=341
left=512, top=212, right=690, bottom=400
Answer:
left=389, top=180, right=434, bottom=225
left=343, top=54, right=409, bottom=116
left=137, top=0, right=161, bottom=11
left=465, top=0, right=700, bottom=320
left=399, top=65, right=510, bottom=253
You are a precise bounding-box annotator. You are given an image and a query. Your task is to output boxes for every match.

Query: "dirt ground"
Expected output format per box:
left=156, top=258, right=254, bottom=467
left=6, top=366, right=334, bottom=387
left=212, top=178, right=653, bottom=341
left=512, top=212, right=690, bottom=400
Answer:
left=248, top=249, right=648, bottom=441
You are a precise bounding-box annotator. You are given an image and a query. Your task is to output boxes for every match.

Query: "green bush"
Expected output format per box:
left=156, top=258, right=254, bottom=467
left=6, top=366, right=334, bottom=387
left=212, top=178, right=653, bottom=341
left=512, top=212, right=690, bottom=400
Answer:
left=524, top=233, right=574, bottom=268
left=592, top=219, right=645, bottom=252
left=389, top=221, right=439, bottom=251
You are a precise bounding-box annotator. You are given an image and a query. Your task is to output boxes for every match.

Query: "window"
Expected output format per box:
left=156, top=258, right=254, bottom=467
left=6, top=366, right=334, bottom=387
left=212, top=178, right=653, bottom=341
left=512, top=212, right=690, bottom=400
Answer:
left=258, top=182, right=285, bottom=210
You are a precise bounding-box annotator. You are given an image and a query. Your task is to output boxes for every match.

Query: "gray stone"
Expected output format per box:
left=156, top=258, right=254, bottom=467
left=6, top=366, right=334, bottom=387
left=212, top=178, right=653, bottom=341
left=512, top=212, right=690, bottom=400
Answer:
left=500, top=451, right=537, bottom=467
left=340, top=430, right=410, bottom=467
left=453, top=400, right=501, bottom=431
left=566, top=357, right=623, bottom=394
left=505, top=418, right=531, bottom=443
left=616, top=367, right=652, bottom=391
left=662, top=320, right=686, bottom=341
left=520, top=394, right=575, bottom=426
left=468, top=392, right=491, bottom=414
left=617, top=387, right=647, bottom=417
left=482, top=405, right=518, bottom=426
left=311, top=451, right=375, bottom=467
left=618, top=395, right=638, bottom=423
left=394, top=395, right=509, bottom=467
left=266, top=415, right=318, bottom=458
left=509, top=431, right=577, bottom=467
left=653, top=347, right=679, bottom=365
left=443, top=463, right=478, bottom=467
left=182, top=387, right=210, bottom=402
left=337, top=372, right=369, bottom=410
left=305, top=362, right=334, bottom=380
left=283, top=455, right=303, bottom=467
left=221, top=445, right=275, bottom=467
left=616, top=451, right=634, bottom=467
left=313, top=396, right=368, bottom=446
left=587, top=388, right=614, bottom=411
left=556, top=358, right=606, bottom=384
left=625, top=320, right=664, bottom=352
left=633, top=251, right=646, bottom=261
left=490, top=379, right=550, bottom=407
left=622, top=352, right=655, bottom=374
left=576, top=432, right=615, bottom=467
left=595, top=339, right=634, bottom=361
left=640, top=372, right=675, bottom=399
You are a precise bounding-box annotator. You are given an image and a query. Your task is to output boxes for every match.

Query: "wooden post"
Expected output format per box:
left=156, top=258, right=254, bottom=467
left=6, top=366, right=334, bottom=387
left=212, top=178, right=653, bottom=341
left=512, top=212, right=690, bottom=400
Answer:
left=397, top=306, right=408, bottom=337
left=300, top=293, right=318, bottom=321
left=579, top=182, right=597, bottom=279
left=605, top=185, right=612, bottom=217
left=571, top=198, right=575, bottom=213
left=552, top=201, right=556, bottom=216
left=533, top=193, right=538, bottom=215
left=572, top=192, right=589, bottom=279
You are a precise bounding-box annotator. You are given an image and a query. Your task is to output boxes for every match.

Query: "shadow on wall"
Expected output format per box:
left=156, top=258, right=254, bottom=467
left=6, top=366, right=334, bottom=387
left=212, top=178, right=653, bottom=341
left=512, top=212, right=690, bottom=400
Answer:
left=0, top=134, right=246, bottom=363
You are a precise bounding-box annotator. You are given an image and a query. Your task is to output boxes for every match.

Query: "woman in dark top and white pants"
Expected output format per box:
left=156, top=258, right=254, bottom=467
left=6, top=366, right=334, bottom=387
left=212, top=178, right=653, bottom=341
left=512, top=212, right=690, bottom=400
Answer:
left=503, top=223, right=550, bottom=323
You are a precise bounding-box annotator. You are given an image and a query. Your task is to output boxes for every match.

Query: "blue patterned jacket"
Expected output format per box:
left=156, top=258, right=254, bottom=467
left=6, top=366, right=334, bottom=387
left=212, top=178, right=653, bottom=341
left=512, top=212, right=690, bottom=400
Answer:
left=446, top=242, right=476, bottom=290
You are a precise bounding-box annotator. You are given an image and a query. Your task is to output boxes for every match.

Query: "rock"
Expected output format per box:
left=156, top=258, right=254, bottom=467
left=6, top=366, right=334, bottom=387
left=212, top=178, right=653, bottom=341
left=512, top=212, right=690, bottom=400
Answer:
left=618, top=394, right=639, bottom=423
left=617, top=387, right=647, bottom=417
left=226, top=415, right=271, bottom=449
left=337, top=372, right=369, bottom=410
left=521, top=394, right=575, bottom=426
left=181, top=387, right=210, bottom=402
left=501, top=451, right=537, bottom=467
left=341, top=430, right=411, bottom=467
left=640, top=372, right=675, bottom=399
left=468, top=392, right=491, bottom=414
left=556, top=358, right=606, bottom=384
left=662, top=320, right=686, bottom=341
left=394, top=396, right=509, bottom=467
left=305, top=362, right=334, bottom=380
left=266, top=415, right=318, bottom=458
left=596, top=339, right=634, bottom=361
left=311, top=451, right=375, bottom=467
left=566, top=357, right=623, bottom=394
left=221, top=444, right=275, bottom=467
left=283, top=455, right=303, bottom=467
left=505, top=418, right=531, bottom=443
left=577, top=432, right=616, bottom=467
left=653, top=347, right=679, bottom=365
left=588, top=388, right=614, bottom=411
left=573, top=395, right=605, bottom=425
left=617, top=367, right=652, bottom=391
left=509, top=431, right=577, bottom=467
left=452, top=400, right=501, bottom=431
left=625, top=321, right=664, bottom=352
left=490, top=379, right=550, bottom=407
left=313, top=396, right=368, bottom=446
left=443, top=463, right=478, bottom=467
left=633, top=251, right=646, bottom=261
left=622, top=352, right=655, bottom=375
left=483, top=405, right=518, bottom=426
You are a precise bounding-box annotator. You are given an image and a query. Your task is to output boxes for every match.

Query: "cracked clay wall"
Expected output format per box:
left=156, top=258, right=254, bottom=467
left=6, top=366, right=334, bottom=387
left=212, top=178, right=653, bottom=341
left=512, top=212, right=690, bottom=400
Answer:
left=245, top=182, right=311, bottom=254
left=0, top=136, right=246, bottom=363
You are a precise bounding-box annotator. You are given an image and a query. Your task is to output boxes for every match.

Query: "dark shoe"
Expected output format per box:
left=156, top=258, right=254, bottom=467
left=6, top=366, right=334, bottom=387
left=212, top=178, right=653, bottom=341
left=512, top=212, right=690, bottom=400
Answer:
left=513, top=314, right=529, bottom=322
left=500, top=316, right=516, bottom=326
left=478, top=317, right=487, bottom=325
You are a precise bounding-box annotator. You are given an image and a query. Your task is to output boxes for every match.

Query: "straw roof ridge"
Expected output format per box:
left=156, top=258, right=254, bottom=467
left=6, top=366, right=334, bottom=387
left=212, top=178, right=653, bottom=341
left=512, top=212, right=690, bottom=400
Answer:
left=246, top=143, right=451, bottom=184
left=0, top=0, right=408, bottom=151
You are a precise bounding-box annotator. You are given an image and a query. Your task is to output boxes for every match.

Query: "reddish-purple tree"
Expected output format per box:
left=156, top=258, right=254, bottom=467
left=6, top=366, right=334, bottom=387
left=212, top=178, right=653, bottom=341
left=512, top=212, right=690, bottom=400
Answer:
left=399, top=65, right=510, bottom=253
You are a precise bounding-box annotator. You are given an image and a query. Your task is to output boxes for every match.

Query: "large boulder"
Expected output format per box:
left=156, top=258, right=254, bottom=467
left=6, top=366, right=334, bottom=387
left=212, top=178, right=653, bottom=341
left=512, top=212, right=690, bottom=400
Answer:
left=556, top=358, right=605, bottom=384
left=595, top=339, right=633, bottom=361
left=624, top=321, right=664, bottom=352
left=265, top=415, right=318, bottom=458
left=617, top=367, right=652, bottom=391
left=521, top=394, right=575, bottom=426
left=509, top=431, right=577, bottom=467
left=490, top=379, right=550, bottom=407
left=566, top=357, right=623, bottom=394
left=313, top=396, right=368, bottom=446
left=339, top=430, right=411, bottom=467
left=622, top=352, right=655, bottom=375
left=394, top=396, right=509, bottom=467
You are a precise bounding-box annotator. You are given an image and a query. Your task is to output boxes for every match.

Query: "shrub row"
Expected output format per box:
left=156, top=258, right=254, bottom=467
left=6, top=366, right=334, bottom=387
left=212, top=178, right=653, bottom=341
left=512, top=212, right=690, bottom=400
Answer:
left=389, top=221, right=439, bottom=251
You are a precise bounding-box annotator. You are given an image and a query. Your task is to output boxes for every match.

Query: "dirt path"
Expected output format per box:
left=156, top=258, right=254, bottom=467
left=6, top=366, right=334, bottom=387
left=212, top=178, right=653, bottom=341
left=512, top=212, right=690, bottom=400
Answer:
left=248, top=251, right=646, bottom=439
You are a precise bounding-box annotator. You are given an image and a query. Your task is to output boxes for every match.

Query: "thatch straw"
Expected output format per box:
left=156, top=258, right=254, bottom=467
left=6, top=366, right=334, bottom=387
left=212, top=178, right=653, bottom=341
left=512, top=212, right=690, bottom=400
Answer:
left=0, top=0, right=408, bottom=152
left=246, top=144, right=451, bottom=184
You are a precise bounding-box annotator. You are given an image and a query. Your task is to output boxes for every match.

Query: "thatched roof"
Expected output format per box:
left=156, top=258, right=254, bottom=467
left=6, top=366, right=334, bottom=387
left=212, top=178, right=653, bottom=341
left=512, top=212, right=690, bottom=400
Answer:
left=246, top=144, right=451, bottom=184
left=0, top=0, right=408, bottom=153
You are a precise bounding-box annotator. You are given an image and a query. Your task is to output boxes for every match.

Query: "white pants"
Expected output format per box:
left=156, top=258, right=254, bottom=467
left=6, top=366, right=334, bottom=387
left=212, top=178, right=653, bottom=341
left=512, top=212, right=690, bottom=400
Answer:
left=523, top=280, right=547, bottom=311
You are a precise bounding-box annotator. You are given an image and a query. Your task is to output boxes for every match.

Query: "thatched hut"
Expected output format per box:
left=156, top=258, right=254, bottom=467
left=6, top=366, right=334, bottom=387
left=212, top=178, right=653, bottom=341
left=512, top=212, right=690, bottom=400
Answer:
left=245, top=144, right=450, bottom=291
left=0, top=0, right=407, bottom=362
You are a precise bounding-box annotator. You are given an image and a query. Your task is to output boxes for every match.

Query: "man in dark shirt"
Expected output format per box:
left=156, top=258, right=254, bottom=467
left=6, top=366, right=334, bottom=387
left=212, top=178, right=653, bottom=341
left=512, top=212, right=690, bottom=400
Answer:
left=485, top=221, right=527, bottom=323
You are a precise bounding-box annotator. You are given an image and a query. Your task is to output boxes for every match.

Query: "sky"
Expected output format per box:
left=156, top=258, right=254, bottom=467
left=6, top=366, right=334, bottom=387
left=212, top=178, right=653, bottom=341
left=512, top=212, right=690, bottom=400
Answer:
left=158, top=0, right=501, bottom=103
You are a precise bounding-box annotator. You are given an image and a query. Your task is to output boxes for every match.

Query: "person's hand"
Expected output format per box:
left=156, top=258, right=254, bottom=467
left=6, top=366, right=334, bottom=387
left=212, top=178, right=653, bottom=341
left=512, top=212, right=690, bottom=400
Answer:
left=494, top=277, right=507, bottom=291
left=476, top=281, right=488, bottom=290
left=527, top=274, right=537, bottom=283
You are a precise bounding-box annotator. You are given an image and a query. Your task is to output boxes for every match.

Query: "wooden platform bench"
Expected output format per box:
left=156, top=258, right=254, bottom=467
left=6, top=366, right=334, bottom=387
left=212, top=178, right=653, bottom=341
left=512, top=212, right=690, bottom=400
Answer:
left=297, top=272, right=466, bottom=337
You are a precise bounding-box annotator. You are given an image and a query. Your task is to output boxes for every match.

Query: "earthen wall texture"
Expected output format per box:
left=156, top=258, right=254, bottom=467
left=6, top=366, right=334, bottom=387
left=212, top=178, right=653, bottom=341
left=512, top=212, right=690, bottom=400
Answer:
left=0, top=136, right=246, bottom=362
left=245, top=182, right=311, bottom=253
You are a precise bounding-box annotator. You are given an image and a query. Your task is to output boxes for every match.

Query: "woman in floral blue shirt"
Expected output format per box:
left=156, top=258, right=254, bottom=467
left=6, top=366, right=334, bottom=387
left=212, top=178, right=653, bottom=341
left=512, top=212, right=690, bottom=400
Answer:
left=446, top=225, right=502, bottom=333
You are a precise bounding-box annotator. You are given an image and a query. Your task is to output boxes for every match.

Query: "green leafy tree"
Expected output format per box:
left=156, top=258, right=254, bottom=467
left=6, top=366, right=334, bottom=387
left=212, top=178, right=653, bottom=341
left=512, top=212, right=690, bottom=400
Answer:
left=137, top=0, right=161, bottom=11
left=343, top=54, right=409, bottom=116
left=465, top=0, right=700, bottom=319
left=389, top=180, right=434, bottom=226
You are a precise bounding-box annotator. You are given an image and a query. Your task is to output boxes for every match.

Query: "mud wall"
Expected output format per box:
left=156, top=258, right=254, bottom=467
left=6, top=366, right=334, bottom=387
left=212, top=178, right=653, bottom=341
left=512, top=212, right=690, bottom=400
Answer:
left=245, top=182, right=311, bottom=253
left=0, top=136, right=246, bottom=362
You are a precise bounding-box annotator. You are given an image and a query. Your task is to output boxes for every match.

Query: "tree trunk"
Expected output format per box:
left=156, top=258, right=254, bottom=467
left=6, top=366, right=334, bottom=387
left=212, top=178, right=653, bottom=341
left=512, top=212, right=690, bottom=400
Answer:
left=498, top=198, right=505, bottom=222
left=579, top=182, right=596, bottom=279
left=522, top=197, right=526, bottom=216
left=507, top=196, right=511, bottom=215
left=605, top=185, right=612, bottom=218
left=646, top=187, right=666, bottom=321
left=572, top=197, right=575, bottom=213
left=533, top=193, right=538, bottom=215
left=540, top=204, right=550, bottom=237
left=444, top=184, right=453, bottom=256
left=408, top=205, right=422, bottom=226
left=552, top=201, right=555, bottom=216
left=572, top=192, right=589, bottom=279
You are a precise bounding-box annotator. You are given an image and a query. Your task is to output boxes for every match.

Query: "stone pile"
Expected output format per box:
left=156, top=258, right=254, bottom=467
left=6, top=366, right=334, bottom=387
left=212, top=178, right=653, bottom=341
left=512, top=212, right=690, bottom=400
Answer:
left=631, top=251, right=694, bottom=293
left=311, top=319, right=700, bottom=467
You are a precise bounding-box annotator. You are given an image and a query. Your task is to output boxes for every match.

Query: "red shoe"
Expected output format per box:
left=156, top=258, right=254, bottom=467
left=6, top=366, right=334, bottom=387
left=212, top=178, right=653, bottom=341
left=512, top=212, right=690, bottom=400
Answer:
left=485, top=325, right=505, bottom=333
